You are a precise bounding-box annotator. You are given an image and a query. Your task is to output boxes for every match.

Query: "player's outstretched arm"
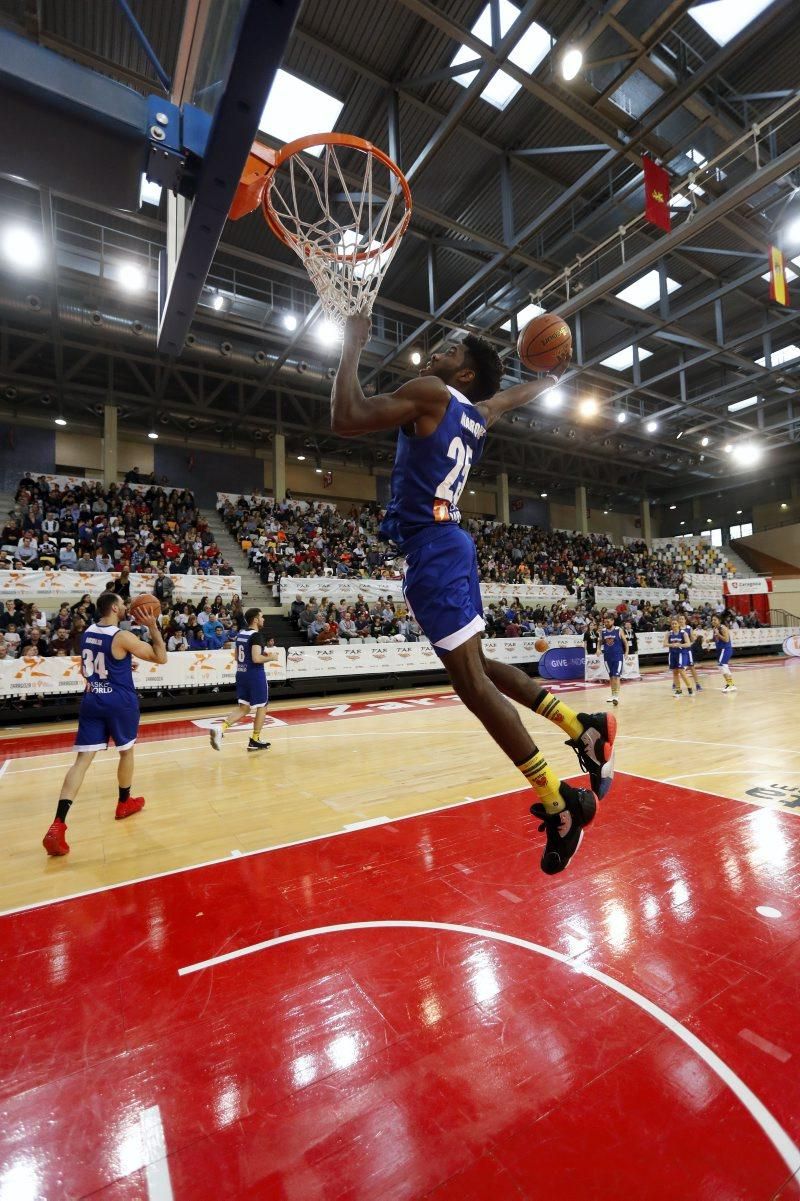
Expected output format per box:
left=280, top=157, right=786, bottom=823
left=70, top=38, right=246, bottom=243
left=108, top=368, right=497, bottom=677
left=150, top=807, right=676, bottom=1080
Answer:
left=332, top=314, right=449, bottom=435
left=116, top=614, right=168, bottom=665
left=475, top=362, right=568, bottom=430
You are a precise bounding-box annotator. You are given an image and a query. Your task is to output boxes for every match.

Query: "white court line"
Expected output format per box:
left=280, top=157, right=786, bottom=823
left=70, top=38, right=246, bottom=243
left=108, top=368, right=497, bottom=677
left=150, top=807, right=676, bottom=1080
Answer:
left=140, top=1105, right=174, bottom=1201
left=664, top=769, right=800, bottom=783
left=0, top=760, right=8, bottom=780
left=621, top=734, right=800, bottom=756
left=176, top=919, right=800, bottom=1178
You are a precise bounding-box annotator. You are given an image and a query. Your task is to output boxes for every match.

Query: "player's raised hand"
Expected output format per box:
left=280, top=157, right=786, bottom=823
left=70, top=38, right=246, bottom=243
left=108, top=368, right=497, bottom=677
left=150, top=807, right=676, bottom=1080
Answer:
left=343, top=312, right=371, bottom=351
left=137, top=608, right=160, bottom=631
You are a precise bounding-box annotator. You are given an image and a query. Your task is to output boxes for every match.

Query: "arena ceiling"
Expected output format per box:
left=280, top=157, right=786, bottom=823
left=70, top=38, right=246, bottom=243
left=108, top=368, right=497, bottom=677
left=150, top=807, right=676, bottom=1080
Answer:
left=0, top=0, right=799, bottom=510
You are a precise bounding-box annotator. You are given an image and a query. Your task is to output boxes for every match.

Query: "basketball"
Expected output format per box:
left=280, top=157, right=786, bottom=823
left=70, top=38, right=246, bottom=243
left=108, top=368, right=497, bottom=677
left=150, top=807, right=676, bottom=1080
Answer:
left=534, top=638, right=549, bottom=653
left=517, top=314, right=572, bottom=372
left=129, top=593, right=161, bottom=621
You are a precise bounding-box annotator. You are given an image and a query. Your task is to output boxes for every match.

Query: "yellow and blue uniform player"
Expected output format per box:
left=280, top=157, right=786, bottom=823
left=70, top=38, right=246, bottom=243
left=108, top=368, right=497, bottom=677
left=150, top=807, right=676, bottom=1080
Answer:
left=710, top=614, right=737, bottom=692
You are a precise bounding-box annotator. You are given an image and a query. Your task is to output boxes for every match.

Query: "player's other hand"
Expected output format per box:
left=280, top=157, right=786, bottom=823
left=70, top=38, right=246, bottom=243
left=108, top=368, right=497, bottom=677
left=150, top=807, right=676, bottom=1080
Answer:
left=343, top=312, right=371, bottom=350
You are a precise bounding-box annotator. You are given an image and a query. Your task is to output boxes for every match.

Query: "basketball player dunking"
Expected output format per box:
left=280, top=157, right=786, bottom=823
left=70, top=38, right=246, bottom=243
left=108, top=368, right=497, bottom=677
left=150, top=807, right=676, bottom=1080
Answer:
left=42, top=591, right=167, bottom=856
left=333, top=315, right=617, bottom=874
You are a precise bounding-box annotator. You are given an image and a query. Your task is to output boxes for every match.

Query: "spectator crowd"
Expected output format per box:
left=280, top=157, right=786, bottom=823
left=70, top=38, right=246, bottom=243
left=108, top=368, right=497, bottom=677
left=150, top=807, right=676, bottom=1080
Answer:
left=2, top=474, right=235, bottom=577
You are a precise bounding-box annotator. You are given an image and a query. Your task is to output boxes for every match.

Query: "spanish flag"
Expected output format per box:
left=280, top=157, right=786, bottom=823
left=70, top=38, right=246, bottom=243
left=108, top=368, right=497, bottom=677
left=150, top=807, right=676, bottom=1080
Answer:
left=769, top=245, right=789, bottom=307
left=643, top=155, right=671, bottom=232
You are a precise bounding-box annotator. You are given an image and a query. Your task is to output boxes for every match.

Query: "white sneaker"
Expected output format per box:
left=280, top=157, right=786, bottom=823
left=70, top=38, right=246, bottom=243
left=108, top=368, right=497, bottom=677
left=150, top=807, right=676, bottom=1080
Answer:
left=209, top=725, right=224, bottom=751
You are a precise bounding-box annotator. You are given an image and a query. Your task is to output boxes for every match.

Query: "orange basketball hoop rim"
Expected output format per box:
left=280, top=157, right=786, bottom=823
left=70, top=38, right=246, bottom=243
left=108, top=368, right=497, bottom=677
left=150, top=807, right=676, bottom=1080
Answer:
left=229, top=131, right=413, bottom=262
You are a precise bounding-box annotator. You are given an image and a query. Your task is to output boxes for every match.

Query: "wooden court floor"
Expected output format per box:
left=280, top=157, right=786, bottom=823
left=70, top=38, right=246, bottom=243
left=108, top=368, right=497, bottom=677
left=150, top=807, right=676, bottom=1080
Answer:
left=1, top=657, right=799, bottom=913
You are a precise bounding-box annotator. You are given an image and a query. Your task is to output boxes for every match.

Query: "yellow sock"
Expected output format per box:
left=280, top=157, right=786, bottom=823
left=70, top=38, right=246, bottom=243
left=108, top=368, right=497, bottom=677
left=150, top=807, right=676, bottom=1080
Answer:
left=516, top=751, right=564, bottom=814
left=222, top=718, right=235, bottom=730
left=533, top=691, right=583, bottom=740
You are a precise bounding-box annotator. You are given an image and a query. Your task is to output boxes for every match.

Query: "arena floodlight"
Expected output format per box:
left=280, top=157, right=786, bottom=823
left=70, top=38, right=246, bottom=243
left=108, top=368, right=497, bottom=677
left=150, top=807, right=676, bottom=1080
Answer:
left=2, top=224, right=43, bottom=270
left=561, top=47, right=583, bottom=81
left=283, top=313, right=298, bottom=331
left=119, top=262, right=146, bottom=292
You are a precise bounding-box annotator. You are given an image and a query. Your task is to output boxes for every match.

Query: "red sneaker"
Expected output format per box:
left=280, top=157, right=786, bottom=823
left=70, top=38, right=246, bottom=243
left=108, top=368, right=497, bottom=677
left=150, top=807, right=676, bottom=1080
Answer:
left=43, top=820, right=70, bottom=856
left=115, top=796, right=145, bottom=820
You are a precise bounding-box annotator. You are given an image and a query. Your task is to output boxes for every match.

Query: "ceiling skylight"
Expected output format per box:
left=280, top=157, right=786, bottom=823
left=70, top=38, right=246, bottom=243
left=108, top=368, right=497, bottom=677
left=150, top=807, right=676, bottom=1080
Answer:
left=501, top=300, right=545, bottom=332
left=727, top=397, right=758, bottom=412
left=450, top=1, right=551, bottom=111
left=761, top=257, right=800, bottom=284
left=615, top=271, right=681, bottom=309
left=688, top=1, right=777, bottom=47
left=259, top=70, right=344, bottom=157
left=600, top=346, right=654, bottom=371
left=755, top=344, right=800, bottom=367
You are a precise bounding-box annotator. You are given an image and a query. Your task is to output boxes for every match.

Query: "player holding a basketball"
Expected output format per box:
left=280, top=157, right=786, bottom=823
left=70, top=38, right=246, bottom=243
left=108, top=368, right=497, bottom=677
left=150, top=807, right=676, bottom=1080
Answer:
left=708, top=614, right=737, bottom=692
left=209, top=607, right=277, bottom=752
left=42, top=592, right=167, bottom=856
left=332, top=315, right=617, bottom=875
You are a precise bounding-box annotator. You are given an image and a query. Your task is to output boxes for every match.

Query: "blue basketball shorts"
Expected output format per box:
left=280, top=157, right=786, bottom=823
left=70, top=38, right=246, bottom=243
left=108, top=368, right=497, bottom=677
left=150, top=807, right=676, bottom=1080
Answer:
left=402, top=525, right=484, bottom=658
left=717, top=645, right=733, bottom=667
left=668, top=649, right=689, bottom=670
left=604, top=654, right=624, bottom=678
left=75, top=690, right=140, bottom=752
left=236, top=671, right=269, bottom=708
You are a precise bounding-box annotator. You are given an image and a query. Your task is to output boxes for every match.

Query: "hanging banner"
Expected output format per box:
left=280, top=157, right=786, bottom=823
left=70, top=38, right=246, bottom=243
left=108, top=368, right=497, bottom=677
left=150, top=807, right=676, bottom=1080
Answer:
left=769, top=245, right=789, bottom=307
left=593, top=586, right=676, bottom=605
left=279, top=577, right=567, bottom=607
left=723, top=578, right=770, bottom=595
left=643, top=155, right=671, bottom=232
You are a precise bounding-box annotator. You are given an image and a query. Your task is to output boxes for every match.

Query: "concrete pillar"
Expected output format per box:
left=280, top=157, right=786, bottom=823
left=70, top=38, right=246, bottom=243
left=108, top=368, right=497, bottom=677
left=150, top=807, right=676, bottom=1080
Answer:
left=102, top=404, right=118, bottom=487
left=497, top=471, right=510, bottom=524
left=575, top=484, right=588, bottom=533
left=640, top=498, right=652, bottom=544
left=272, top=431, right=286, bottom=501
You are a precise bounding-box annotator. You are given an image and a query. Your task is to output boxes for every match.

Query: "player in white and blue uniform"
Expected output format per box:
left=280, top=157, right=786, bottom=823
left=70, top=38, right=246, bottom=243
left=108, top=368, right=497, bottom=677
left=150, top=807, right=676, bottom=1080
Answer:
left=42, top=591, right=167, bottom=856
left=710, top=615, right=736, bottom=692
left=664, top=617, right=693, bottom=697
left=600, top=616, right=628, bottom=707
left=210, top=607, right=276, bottom=752
left=682, top=618, right=703, bottom=692
left=332, top=314, right=618, bottom=876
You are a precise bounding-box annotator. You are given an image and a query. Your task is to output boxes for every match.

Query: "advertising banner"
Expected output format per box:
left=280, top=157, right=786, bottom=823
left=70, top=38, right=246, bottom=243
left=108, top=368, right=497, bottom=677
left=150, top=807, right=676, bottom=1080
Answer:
left=723, top=577, right=770, bottom=595
left=0, top=569, right=242, bottom=603
left=538, top=647, right=586, bottom=681
left=683, top=572, right=725, bottom=587
left=594, top=586, right=676, bottom=604
left=0, top=647, right=287, bottom=699
left=584, top=653, right=641, bottom=681
left=280, top=577, right=568, bottom=608
left=783, top=635, right=800, bottom=657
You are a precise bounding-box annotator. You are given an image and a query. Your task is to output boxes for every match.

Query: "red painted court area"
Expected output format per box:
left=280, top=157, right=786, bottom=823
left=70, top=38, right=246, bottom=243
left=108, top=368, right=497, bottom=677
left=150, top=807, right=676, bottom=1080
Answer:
left=2, top=774, right=800, bottom=1199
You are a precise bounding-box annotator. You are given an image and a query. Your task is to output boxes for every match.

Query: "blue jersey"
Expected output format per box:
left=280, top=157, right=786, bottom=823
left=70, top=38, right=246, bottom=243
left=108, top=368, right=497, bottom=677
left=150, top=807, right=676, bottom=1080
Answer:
left=601, top=627, right=624, bottom=658
left=667, top=630, right=686, bottom=649
left=80, top=624, right=134, bottom=698
left=713, top=628, right=729, bottom=650
left=235, top=629, right=264, bottom=679
left=380, top=387, right=486, bottom=550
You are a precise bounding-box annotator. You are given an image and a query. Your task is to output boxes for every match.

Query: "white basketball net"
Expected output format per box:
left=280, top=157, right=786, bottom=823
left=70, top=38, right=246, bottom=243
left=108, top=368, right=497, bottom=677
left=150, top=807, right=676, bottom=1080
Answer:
left=266, top=141, right=411, bottom=326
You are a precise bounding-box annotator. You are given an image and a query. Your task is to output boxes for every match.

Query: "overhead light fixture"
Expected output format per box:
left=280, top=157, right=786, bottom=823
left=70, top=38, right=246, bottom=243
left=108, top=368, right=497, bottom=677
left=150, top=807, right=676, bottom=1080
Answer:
left=211, top=293, right=225, bottom=311
left=561, top=47, right=583, bottom=81
left=578, top=397, right=598, bottom=418
left=724, top=443, right=732, bottom=453
left=139, top=174, right=162, bottom=207
left=468, top=489, right=475, bottom=495
left=615, top=270, right=680, bottom=310
left=283, top=313, right=298, bottom=331
left=296, top=454, right=305, bottom=461
left=669, top=504, right=677, bottom=510
left=258, top=69, right=344, bottom=156
left=603, top=509, right=609, bottom=515
left=616, top=411, right=627, bottom=424
left=501, top=299, right=546, bottom=333
left=54, top=416, right=67, bottom=426
left=736, top=509, right=743, bottom=515
left=315, top=467, right=323, bottom=474
left=118, top=262, right=146, bottom=292
left=600, top=345, right=653, bottom=371
left=687, top=0, right=775, bottom=47
left=785, top=218, right=800, bottom=245
left=732, top=442, right=762, bottom=467
left=646, top=419, right=659, bottom=432
left=680, top=520, right=685, bottom=526
left=781, top=502, right=789, bottom=510
left=676, top=430, right=684, bottom=439
left=449, top=3, right=552, bottom=111
left=727, top=396, right=757, bottom=412
left=700, top=436, right=709, bottom=446
left=1, top=224, right=43, bottom=270
left=317, top=318, right=341, bottom=345
left=410, top=350, right=422, bottom=366
left=543, top=387, right=563, bottom=409
left=148, top=430, right=158, bottom=440
left=756, top=345, right=800, bottom=368
left=540, top=491, right=548, bottom=498
left=706, top=517, right=712, bottom=523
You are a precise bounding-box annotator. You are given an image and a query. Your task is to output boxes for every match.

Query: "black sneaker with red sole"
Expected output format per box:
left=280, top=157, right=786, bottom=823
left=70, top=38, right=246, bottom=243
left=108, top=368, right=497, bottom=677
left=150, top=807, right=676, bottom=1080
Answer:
left=531, top=783, right=597, bottom=875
